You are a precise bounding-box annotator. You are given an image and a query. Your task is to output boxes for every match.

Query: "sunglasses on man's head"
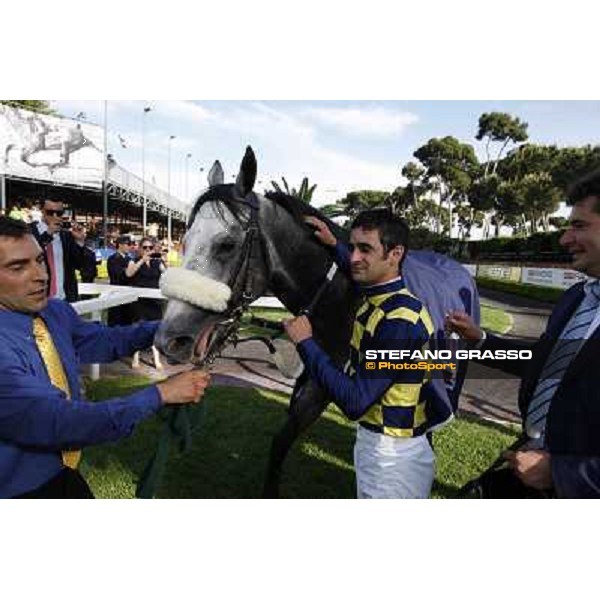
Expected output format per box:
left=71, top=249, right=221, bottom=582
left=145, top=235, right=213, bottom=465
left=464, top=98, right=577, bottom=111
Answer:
left=44, top=209, right=64, bottom=217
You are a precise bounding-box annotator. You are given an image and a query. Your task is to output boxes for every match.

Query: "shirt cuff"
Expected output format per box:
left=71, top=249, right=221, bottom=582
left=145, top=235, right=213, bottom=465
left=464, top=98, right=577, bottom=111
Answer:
left=473, top=330, right=487, bottom=349
left=296, top=337, right=319, bottom=363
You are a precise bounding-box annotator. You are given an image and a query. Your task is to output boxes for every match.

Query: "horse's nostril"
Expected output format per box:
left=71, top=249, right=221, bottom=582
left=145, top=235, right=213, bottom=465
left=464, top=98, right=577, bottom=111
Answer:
left=167, top=336, right=194, bottom=354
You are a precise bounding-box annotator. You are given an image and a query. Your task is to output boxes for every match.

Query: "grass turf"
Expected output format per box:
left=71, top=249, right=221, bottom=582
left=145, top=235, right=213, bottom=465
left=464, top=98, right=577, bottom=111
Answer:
left=79, top=301, right=517, bottom=498
left=244, top=304, right=513, bottom=336
left=81, top=378, right=519, bottom=499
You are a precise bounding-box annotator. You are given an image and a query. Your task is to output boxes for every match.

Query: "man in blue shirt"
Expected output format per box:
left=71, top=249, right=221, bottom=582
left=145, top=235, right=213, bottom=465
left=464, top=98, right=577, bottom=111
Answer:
left=0, top=216, right=211, bottom=499
left=284, top=209, right=451, bottom=498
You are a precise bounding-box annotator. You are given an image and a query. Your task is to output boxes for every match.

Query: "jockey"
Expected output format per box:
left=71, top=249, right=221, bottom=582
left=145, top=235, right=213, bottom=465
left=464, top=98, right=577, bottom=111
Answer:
left=284, top=208, right=455, bottom=499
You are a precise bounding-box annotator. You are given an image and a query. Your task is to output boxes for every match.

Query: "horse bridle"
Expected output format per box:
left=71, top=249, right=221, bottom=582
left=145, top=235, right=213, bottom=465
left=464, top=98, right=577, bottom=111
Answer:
left=189, top=191, right=338, bottom=368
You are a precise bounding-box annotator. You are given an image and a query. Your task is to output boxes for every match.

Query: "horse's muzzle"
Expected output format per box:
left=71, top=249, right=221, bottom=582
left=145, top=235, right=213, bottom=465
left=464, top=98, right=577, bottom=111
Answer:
left=154, top=330, right=196, bottom=364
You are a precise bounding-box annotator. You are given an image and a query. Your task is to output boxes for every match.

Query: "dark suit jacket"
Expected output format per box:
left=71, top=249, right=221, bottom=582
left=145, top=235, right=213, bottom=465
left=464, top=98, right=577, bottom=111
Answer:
left=31, top=224, right=96, bottom=302
left=481, top=282, right=600, bottom=497
left=106, top=251, right=134, bottom=326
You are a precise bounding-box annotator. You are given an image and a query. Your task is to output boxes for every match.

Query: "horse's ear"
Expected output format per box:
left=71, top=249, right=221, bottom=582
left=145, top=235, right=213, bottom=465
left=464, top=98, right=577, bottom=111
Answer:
left=235, top=146, right=257, bottom=196
left=207, top=160, right=224, bottom=187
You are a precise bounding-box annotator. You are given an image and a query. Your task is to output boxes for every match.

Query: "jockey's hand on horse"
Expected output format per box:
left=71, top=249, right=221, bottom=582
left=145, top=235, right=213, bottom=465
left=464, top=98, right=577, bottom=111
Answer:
left=156, top=369, right=211, bottom=405
left=445, top=310, right=483, bottom=343
left=304, top=216, right=337, bottom=247
left=283, top=315, right=313, bottom=345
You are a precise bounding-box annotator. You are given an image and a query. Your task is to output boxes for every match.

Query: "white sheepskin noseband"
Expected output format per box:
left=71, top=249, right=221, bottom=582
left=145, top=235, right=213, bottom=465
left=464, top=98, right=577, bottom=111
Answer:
left=160, top=268, right=232, bottom=313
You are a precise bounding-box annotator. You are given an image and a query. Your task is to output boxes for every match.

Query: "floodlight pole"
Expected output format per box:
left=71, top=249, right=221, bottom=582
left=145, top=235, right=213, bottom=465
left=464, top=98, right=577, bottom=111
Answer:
left=142, top=105, right=151, bottom=232
left=102, top=100, right=109, bottom=243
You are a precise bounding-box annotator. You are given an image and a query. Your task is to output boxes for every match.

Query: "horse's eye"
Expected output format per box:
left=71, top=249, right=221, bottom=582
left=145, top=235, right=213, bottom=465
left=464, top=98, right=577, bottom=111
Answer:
left=218, top=241, right=236, bottom=253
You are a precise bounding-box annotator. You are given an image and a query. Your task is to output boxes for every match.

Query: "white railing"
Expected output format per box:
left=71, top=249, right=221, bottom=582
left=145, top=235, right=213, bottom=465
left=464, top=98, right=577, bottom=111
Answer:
left=73, top=283, right=285, bottom=380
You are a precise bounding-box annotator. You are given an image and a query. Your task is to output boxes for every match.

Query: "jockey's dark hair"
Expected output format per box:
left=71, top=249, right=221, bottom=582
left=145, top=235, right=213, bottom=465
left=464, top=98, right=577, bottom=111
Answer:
left=567, top=167, right=600, bottom=214
left=0, top=216, right=31, bottom=239
left=351, top=208, right=409, bottom=264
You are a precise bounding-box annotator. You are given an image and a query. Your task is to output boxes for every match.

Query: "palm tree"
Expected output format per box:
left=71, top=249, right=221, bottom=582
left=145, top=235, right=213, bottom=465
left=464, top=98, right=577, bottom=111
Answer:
left=270, top=176, right=317, bottom=203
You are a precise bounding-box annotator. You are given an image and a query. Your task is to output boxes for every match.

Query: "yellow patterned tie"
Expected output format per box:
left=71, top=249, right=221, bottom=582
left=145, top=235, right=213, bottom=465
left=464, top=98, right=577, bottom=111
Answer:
left=32, top=317, right=81, bottom=469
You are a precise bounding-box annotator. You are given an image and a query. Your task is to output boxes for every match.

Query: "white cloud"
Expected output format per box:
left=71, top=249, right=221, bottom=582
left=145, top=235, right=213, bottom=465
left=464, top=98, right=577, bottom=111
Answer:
left=214, top=102, right=316, bottom=146
left=53, top=100, right=405, bottom=206
left=303, top=106, right=419, bottom=138
left=204, top=103, right=400, bottom=205
left=157, top=100, right=213, bottom=124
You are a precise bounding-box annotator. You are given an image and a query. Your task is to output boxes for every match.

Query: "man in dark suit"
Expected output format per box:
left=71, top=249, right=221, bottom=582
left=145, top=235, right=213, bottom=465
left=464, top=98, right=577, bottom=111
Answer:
left=447, top=168, right=600, bottom=498
left=31, top=199, right=96, bottom=302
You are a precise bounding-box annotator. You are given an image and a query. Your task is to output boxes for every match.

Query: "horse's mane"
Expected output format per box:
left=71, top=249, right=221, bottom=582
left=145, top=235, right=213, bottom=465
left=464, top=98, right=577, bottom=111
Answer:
left=265, top=191, right=348, bottom=242
left=187, top=184, right=243, bottom=228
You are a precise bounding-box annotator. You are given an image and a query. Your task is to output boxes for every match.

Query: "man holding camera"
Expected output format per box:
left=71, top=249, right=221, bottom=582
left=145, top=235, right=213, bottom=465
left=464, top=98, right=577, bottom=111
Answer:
left=31, top=199, right=96, bottom=302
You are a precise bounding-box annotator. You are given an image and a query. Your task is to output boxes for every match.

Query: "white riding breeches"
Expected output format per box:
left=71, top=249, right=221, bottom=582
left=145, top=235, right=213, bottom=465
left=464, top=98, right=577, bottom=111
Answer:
left=353, top=425, right=435, bottom=499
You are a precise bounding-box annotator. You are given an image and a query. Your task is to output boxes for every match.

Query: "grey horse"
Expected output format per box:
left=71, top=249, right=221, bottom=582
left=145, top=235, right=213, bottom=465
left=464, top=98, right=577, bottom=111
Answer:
left=155, top=146, right=480, bottom=497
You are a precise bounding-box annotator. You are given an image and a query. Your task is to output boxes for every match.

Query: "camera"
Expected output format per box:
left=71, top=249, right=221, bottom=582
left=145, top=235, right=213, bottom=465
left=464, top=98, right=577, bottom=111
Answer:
left=150, top=252, right=162, bottom=259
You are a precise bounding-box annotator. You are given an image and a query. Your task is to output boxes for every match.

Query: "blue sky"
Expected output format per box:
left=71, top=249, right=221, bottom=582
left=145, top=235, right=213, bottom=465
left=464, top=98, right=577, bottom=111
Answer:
left=54, top=100, right=600, bottom=207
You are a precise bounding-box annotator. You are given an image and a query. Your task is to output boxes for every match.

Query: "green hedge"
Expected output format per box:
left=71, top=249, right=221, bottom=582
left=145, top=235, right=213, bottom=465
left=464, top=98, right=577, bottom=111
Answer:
left=468, top=230, right=571, bottom=262
left=476, top=276, right=563, bottom=303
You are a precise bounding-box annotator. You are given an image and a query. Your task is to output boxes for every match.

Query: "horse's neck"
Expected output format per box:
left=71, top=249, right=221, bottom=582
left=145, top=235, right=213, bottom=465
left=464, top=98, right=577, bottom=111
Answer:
left=261, top=210, right=331, bottom=311
left=260, top=207, right=354, bottom=355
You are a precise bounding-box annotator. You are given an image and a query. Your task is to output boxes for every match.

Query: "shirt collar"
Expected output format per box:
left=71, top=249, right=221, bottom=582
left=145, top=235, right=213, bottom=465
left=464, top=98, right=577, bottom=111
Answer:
left=361, top=275, right=404, bottom=298
left=36, top=220, right=56, bottom=238
left=584, top=277, right=600, bottom=300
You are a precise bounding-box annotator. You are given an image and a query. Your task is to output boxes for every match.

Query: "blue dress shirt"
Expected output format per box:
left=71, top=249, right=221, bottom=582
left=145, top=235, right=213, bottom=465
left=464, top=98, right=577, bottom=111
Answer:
left=0, top=299, right=161, bottom=498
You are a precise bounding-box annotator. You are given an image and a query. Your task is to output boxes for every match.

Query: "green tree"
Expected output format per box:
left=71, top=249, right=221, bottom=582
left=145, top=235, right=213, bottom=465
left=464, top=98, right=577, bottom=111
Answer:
left=495, top=144, right=566, bottom=235
left=551, top=145, right=600, bottom=191
left=338, top=189, right=389, bottom=218
left=476, top=112, right=528, bottom=176
left=498, top=173, right=562, bottom=235
left=400, top=161, right=425, bottom=204
left=387, top=185, right=414, bottom=213
left=521, top=172, right=562, bottom=233
left=413, top=136, right=479, bottom=236
left=463, top=175, right=499, bottom=239
left=318, top=203, right=345, bottom=219
left=498, top=144, right=560, bottom=183
left=0, top=100, right=56, bottom=115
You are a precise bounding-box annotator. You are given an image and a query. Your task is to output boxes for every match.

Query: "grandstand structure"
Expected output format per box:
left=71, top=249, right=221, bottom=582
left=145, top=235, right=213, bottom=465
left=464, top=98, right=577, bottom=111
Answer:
left=0, top=104, right=188, bottom=244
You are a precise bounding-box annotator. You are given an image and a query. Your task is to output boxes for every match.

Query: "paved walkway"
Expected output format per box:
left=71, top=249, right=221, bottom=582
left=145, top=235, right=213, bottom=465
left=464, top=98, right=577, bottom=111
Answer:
left=88, top=289, right=553, bottom=426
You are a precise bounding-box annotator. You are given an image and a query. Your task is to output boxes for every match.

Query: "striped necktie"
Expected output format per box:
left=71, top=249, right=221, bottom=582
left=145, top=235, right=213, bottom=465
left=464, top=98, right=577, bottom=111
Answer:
left=32, top=317, right=81, bottom=469
left=525, top=279, right=600, bottom=443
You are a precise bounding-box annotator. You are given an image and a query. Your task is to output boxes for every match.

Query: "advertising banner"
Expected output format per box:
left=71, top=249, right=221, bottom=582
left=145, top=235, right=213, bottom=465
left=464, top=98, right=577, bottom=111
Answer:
left=521, top=267, right=586, bottom=289
left=477, top=264, right=522, bottom=282
left=0, top=104, right=103, bottom=188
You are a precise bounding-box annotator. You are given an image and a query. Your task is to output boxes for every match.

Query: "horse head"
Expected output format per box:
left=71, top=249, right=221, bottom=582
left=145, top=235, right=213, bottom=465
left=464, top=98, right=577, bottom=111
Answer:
left=155, top=146, right=353, bottom=365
